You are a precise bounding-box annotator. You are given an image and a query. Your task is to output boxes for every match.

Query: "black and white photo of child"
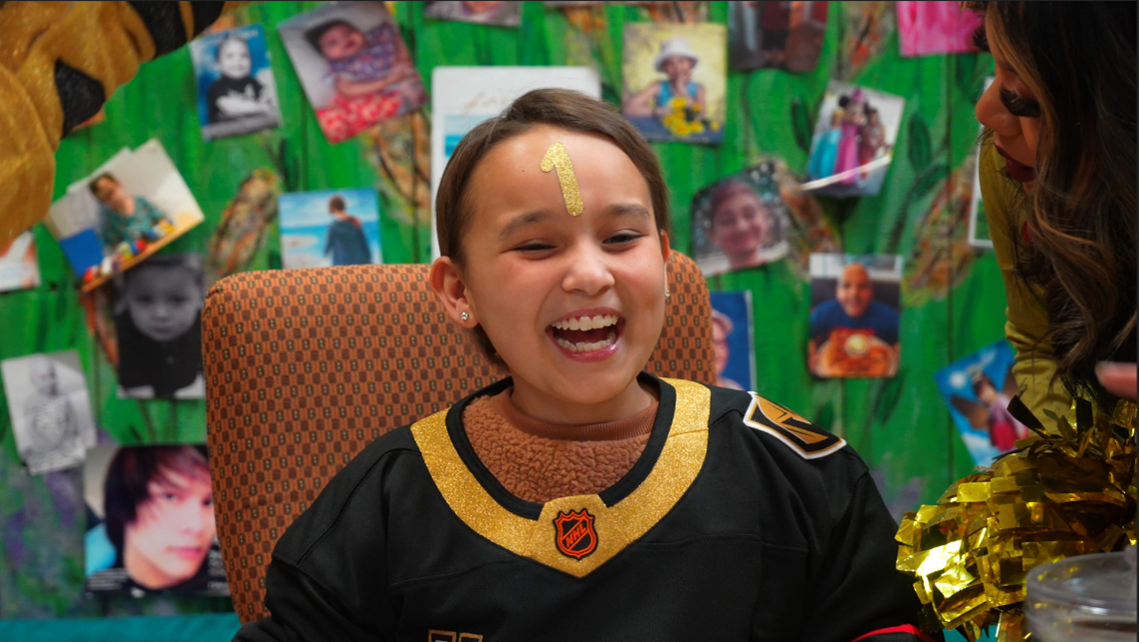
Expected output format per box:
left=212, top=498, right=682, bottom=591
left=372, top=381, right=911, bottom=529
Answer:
left=190, top=25, right=282, bottom=140
left=113, top=254, right=206, bottom=399
left=1, top=350, right=97, bottom=475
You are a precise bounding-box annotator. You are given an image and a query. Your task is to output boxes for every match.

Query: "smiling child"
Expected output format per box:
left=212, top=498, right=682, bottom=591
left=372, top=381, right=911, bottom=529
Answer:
left=234, top=89, right=935, bottom=642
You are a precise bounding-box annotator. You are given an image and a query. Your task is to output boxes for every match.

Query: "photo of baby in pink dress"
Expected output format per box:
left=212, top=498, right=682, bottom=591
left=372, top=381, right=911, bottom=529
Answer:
left=896, top=1, right=984, bottom=58
left=279, top=2, right=427, bottom=144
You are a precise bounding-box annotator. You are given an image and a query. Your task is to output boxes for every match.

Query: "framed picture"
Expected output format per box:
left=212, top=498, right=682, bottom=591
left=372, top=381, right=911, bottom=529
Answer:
left=803, top=81, right=906, bottom=198
left=0, top=230, right=40, bottom=292
left=113, top=254, right=206, bottom=399
left=279, top=188, right=382, bottom=269
left=424, top=1, right=521, bottom=25
left=808, top=253, right=903, bottom=379
left=45, top=140, right=205, bottom=284
left=278, top=1, right=427, bottom=144
left=935, top=340, right=1029, bottom=466
left=691, top=161, right=792, bottom=277
left=84, top=444, right=228, bottom=597
left=968, top=78, right=996, bottom=249
left=710, top=290, right=756, bottom=392
left=189, top=24, right=283, bottom=140
left=896, top=1, right=983, bottom=57
left=622, top=22, right=727, bottom=144
left=1, top=350, right=96, bottom=475
left=728, top=1, right=829, bottom=72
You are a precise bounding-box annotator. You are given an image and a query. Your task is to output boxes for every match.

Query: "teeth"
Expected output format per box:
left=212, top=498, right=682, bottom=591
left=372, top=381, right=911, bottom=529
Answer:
left=555, top=331, right=617, bottom=353
left=552, top=314, right=619, bottom=331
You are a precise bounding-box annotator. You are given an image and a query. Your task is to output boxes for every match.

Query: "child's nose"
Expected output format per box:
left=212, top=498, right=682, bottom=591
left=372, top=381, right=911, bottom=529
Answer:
left=561, top=245, right=615, bottom=297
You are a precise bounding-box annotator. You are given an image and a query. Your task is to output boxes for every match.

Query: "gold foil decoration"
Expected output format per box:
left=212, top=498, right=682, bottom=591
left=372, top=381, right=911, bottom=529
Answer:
left=540, top=142, right=584, bottom=216
left=896, top=396, right=1137, bottom=642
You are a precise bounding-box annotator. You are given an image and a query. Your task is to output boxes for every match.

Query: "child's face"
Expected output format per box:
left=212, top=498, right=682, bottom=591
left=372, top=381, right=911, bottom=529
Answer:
left=710, top=190, right=769, bottom=260
left=31, top=361, right=58, bottom=396
left=453, top=126, right=669, bottom=414
left=217, top=38, right=252, bottom=79
left=662, top=55, right=694, bottom=83
left=318, top=24, right=366, bottom=61
left=92, top=177, right=133, bottom=213
left=125, top=267, right=203, bottom=342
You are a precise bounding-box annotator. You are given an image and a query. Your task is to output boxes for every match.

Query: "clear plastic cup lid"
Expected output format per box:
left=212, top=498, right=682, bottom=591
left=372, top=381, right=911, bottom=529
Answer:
left=1027, top=549, right=1138, bottom=617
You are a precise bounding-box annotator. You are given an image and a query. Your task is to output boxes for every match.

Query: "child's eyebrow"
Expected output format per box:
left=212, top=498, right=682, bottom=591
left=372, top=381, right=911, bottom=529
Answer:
left=498, top=210, right=554, bottom=240
left=604, top=203, right=652, bottom=220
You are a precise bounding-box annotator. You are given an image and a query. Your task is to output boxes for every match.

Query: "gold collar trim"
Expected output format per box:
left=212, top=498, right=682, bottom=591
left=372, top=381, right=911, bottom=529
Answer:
left=410, top=378, right=710, bottom=577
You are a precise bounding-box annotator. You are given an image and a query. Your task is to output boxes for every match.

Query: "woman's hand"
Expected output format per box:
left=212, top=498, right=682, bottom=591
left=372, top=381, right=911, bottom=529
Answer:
left=1096, top=362, right=1137, bottom=401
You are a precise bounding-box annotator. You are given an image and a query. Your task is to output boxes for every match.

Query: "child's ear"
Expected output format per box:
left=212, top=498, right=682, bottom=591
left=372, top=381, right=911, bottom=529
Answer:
left=429, top=257, right=477, bottom=328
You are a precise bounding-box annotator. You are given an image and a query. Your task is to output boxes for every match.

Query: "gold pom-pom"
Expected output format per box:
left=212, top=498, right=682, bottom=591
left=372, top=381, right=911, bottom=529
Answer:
left=896, top=396, right=1137, bottom=641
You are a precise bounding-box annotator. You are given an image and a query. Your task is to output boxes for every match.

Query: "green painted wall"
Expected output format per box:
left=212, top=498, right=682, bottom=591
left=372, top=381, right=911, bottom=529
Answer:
left=0, top=0, right=1000, bottom=629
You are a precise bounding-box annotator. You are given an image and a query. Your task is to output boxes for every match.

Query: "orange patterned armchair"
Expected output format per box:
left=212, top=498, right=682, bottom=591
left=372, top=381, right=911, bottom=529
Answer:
left=203, top=252, right=716, bottom=623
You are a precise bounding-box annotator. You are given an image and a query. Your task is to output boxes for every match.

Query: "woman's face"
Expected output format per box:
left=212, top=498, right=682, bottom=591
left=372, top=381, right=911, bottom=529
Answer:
left=123, top=465, right=216, bottom=589
left=710, top=190, right=770, bottom=264
left=975, top=12, right=1040, bottom=185
left=217, top=39, right=252, bottom=80
left=443, top=126, right=669, bottom=423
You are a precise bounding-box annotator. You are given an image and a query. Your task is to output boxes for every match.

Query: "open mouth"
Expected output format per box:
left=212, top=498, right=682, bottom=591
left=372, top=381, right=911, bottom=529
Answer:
left=995, top=145, right=1036, bottom=183
left=548, top=313, right=624, bottom=355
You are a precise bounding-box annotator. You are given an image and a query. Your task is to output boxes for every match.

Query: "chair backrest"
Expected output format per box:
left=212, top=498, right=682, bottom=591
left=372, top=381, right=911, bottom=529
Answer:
left=204, top=252, right=715, bottom=623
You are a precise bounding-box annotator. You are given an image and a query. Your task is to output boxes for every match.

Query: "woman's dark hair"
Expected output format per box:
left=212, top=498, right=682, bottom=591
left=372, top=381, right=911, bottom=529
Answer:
left=972, top=1, right=1137, bottom=409
left=435, top=88, right=671, bottom=364
left=102, top=445, right=210, bottom=555
left=304, top=19, right=356, bottom=54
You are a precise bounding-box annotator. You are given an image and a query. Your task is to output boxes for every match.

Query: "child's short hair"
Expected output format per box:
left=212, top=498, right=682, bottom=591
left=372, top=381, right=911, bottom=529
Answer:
left=304, top=19, right=357, bottom=54
left=436, top=88, right=671, bottom=265
left=435, top=88, right=671, bottom=365
left=88, top=172, right=119, bottom=196
left=215, top=34, right=250, bottom=61
left=102, top=445, right=210, bottom=555
left=706, top=180, right=764, bottom=231
left=328, top=195, right=346, bottom=212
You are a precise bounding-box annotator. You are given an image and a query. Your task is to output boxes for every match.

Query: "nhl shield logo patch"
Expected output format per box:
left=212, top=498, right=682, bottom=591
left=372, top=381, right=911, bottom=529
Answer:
left=553, top=509, right=597, bottom=560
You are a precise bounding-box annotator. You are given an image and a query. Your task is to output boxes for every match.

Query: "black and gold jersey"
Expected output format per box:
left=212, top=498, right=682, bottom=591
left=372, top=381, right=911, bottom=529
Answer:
left=234, top=374, right=938, bottom=642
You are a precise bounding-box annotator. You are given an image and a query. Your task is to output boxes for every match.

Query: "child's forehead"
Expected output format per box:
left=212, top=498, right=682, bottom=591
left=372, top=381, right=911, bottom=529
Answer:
left=127, top=265, right=201, bottom=291
left=218, top=37, right=248, bottom=53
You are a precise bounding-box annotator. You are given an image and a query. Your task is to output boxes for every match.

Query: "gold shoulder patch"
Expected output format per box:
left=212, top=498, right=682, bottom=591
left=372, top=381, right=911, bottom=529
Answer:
left=743, top=393, right=846, bottom=459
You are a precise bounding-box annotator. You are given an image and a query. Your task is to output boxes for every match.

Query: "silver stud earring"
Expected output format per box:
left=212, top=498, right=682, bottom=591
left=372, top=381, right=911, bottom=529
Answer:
left=460, top=311, right=470, bottom=322
left=665, top=287, right=671, bottom=299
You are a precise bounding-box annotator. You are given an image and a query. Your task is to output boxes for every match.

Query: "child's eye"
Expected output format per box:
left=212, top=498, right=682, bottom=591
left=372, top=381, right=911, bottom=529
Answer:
left=605, top=232, right=643, bottom=246
left=514, top=242, right=554, bottom=253
left=999, top=87, right=1041, bottom=118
